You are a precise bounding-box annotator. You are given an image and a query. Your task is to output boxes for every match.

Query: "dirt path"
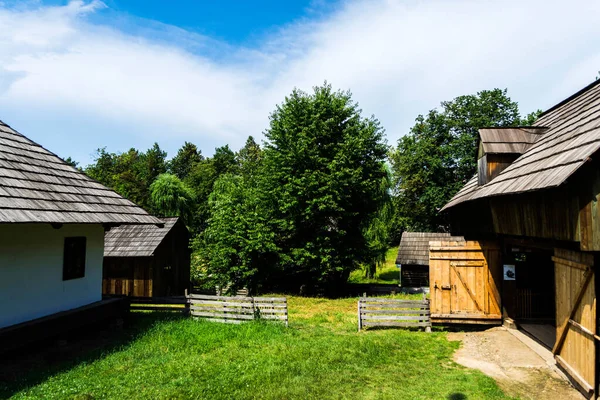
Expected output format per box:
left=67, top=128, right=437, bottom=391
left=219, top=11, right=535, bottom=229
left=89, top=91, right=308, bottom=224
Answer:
left=447, top=327, right=584, bottom=400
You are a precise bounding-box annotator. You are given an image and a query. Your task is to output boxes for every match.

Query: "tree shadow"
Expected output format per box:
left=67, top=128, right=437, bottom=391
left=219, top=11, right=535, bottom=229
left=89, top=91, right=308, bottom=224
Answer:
left=0, top=312, right=184, bottom=398
left=377, top=269, right=400, bottom=282
left=447, top=393, right=467, bottom=400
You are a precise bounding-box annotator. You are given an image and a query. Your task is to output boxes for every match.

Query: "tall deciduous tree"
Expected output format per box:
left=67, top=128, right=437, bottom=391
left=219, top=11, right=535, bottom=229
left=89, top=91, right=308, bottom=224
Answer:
left=262, top=83, right=389, bottom=289
left=389, top=88, right=541, bottom=232
left=195, top=174, right=278, bottom=293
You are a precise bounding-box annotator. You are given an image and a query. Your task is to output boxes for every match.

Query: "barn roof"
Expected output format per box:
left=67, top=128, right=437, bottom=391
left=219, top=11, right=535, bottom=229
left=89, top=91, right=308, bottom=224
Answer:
left=104, top=217, right=181, bottom=257
left=0, top=120, right=161, bottom=225
left=443, top=79, right=600, bottom=211
left=396, top=232, right=464, bottom=266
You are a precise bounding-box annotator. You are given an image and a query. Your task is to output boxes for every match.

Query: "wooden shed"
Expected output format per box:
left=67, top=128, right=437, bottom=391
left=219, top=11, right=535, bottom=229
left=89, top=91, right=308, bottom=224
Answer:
left=103, top=217, right=190, bottom=297
left=441, top=79, right=600, bottom=398
left=396, top=232, right=463, bottom=287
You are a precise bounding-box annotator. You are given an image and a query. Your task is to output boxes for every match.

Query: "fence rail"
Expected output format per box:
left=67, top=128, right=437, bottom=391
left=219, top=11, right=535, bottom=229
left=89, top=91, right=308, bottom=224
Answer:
left=128, top=296, right=189, bottom=313
left=186, top=293, right=288, bottom=326
left=358, top=297, right=431, bottom=332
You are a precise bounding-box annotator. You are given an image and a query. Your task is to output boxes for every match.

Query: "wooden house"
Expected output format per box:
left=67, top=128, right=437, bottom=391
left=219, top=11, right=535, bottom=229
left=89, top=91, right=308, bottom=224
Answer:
left=440, top=80, right=600, bottom=397
left=396, top=232, right=463, bottom=287
left=103, top=217, right=190, bottom=297
left=0, top=120, right=161, bottom=346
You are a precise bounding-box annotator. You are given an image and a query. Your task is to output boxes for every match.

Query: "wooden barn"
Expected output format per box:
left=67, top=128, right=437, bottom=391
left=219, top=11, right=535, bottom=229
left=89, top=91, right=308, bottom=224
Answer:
left=440, top=79, right=600, bottom=397
left=103, top=217, right=190, bottom=297
left=0, top=119, right=161, bottom=350
left=396, top=232, right=463, bottom=287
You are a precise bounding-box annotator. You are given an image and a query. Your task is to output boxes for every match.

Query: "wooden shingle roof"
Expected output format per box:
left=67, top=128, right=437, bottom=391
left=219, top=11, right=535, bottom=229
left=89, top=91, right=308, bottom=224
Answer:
left=478, top=127, right=547, bottom=156
left=443, top=79, right=600, bottom=211
left=104, top=217, right=180, bottom=257
left=396, top=232, right=464, bottom=266
left=0, top=120, right=161, bottom=225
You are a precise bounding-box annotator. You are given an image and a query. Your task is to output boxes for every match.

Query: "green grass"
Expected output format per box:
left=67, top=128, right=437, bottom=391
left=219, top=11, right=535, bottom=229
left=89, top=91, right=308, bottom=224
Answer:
left=348, top=247, right=400, bottom=284
left=1, top=295, right=515, bottom=400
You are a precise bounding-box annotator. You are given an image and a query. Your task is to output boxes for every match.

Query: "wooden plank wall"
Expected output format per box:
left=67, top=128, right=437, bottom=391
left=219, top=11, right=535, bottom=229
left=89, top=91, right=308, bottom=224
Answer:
left=187, top=294, right=288, bottom=326
left=401, top=265, right=429, bottom=288
left=489, top=188, right=579, bottom=243
left=429, top=240, right=502, bottom=323
left=103, top=257, right=153, bottom=297
left=553, top=248, right=596, bottom=397
left=486, top=154, right=520, bottom=183
left=358, top=297, right=431, bottom=331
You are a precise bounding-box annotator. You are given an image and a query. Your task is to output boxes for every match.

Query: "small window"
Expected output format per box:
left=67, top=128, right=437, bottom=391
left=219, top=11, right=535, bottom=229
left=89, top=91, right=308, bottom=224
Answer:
left=63, top=237, right=86, bottom=280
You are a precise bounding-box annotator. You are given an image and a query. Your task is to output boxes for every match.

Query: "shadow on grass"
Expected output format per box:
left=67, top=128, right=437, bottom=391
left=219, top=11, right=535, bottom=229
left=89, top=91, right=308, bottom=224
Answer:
left=448, top=393, right=467, bottom=400
left=377, top=269, right=399, bottom=282
left=0, top=312, right=184, bottom=399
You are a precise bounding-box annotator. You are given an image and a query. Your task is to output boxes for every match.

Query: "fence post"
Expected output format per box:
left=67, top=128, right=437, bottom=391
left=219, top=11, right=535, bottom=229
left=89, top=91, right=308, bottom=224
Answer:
left=184, top=289, right=190, bottom=316
left=357, top=299, right=362, bottom=331
left=423, top=292, right=431, bottom=333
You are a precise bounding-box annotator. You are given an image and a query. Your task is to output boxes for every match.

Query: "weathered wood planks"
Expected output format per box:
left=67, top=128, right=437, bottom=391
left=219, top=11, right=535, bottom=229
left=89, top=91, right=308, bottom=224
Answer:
left=187, top=293, right=288, bottom=326
left=553, top=249, right=596, bottom=397
left=429, top=240, right=502, bottom=324
left=358, top=297, right=431, bottom=332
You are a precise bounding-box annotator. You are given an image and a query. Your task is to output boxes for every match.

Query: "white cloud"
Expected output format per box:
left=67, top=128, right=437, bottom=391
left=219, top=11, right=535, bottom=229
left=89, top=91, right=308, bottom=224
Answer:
left=1, top=0, right=600, bottom=164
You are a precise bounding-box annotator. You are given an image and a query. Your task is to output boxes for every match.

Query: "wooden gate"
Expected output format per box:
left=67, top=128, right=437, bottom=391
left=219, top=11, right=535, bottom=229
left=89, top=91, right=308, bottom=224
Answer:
left=429, top=240, right=502, bottom=324
left=553, top=249, right=596, bottom=398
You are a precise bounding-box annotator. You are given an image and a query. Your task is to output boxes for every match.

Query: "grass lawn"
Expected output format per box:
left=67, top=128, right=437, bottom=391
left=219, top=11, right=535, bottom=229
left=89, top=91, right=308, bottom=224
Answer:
left=348, top=247, right=400, bottom=284
left=1, top=296, right=515, bottom=400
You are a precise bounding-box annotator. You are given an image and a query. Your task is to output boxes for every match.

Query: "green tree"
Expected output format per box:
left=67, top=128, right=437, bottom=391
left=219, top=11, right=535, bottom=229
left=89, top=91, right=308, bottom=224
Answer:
left=150, top=173, right=195, bottom=220
left=140, top=143, right=167, bottom=190
left=169, top=142, right=203, bottom=180
left=64, top=157, right=80, bottom=170
left=194, top=174, right=278, bottom=293
left=184, top=145, right=240, bottom=234
left=236, top=136, right=263, bottom=179
left=363, top=169, right=394, bottom=278
left=262, top=82, right=389, bottom=290
left=85, top=144, right=168, bottom=212
left=390, top=88, right=540, bottom=232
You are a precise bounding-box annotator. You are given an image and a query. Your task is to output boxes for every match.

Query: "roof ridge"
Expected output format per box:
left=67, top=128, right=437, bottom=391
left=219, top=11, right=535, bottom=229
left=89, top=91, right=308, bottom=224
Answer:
left=539, top=79, right=600, bottom=118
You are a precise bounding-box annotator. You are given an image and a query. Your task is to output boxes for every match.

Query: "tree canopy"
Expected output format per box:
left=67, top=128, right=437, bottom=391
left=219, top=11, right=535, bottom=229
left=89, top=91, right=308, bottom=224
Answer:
left=261, top=83, right=389, bottom=289
left=149, top=173, right=195, bottom=220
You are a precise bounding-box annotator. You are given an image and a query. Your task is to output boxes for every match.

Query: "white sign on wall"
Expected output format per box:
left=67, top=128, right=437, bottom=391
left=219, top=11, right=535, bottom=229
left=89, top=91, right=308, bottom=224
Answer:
left=503, top=264, right=516, bottom=280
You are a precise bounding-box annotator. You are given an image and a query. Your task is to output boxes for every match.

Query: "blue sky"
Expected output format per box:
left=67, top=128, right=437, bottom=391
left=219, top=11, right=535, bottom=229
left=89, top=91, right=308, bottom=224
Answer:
left=1, top=0, right=600, bottom=165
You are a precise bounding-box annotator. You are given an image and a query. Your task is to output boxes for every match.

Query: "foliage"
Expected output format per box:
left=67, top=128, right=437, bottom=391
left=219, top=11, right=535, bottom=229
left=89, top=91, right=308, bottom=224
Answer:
left=85, top=144, right=167, bottom=212
left=348, top=246, right=400, bottom=284
left=236, top=136, right=263, bottom=179
left=194, top=174, right=278, bottom=293
left=389, top=88, right=541, bottom=232
left=63, top=156, right=80, bottom=169
left=169, top=142, right=203, bottom=180
left=149, top=173, right=195, bottom=220
left=362, top=169, right=393, bottom=278
left=2, top=298, right=513, bottom=400
left=260, top=83, right=389, bottom=290
left=183, top=144, right=241, bottom=234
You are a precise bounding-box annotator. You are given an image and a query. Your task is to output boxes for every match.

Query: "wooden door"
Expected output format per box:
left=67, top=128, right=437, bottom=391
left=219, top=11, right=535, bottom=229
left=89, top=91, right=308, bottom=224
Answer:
left=553, top=249, right=596, bottom=398
left=430, top=240, right=501, bottom=323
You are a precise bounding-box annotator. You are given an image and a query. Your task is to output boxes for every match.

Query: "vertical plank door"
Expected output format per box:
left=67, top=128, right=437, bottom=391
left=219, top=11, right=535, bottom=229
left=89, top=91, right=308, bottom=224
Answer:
left=429, top=240, right=501, bottom=323
left=553, top=248, right=596, bottom=398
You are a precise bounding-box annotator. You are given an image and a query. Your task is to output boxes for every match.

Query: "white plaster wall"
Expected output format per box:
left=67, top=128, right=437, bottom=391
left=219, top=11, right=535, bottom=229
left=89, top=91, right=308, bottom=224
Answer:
left=0, top=224, right=104, bottom=329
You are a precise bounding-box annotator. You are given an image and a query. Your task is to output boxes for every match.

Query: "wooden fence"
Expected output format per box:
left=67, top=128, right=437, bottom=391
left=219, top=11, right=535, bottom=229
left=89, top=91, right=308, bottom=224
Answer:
left=187, top=293, right=288, bottom=326
left=358, top=297, right=431, bottom=332
left=128, top=296, right=189, bottom=313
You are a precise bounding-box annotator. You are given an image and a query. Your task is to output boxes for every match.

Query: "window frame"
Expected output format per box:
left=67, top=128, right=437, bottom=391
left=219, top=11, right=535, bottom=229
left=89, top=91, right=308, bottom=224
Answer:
left=63, top=236, right=87, bottom=281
